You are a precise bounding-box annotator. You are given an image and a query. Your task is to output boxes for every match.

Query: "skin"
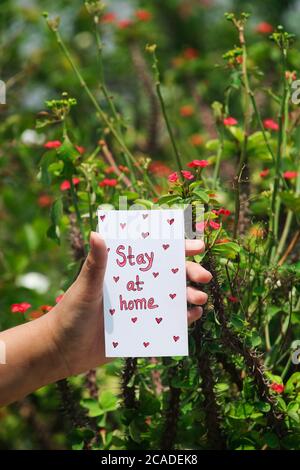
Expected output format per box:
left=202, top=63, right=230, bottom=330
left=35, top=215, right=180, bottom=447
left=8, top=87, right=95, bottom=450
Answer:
left=0, top=233, right=211, bottom=407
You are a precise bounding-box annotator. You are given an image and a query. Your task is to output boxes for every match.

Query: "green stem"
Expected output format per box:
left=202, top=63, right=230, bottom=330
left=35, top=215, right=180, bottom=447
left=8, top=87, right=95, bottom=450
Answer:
left=150, top=47, right=183, bottom=174
left=212, top=125, right=224, bottom=188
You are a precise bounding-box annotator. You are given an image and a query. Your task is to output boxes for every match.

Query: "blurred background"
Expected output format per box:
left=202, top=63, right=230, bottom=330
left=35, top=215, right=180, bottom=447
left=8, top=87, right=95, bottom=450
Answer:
left=1, top=0, right=300, bottom=449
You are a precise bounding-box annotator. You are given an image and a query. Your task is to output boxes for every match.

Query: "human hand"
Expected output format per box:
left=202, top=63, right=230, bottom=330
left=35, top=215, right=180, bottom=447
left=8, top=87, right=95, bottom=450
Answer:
left=46, top=233, right=212, bottom=377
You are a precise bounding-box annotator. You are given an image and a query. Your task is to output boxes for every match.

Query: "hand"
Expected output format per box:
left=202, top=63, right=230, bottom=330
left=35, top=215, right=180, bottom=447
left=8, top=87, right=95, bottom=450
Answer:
left=46, top=233, right=212, bottom=377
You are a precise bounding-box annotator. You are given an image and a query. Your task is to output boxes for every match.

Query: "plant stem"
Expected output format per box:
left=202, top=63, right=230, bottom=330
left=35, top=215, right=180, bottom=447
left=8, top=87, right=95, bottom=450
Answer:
left=149, top=47, right=183, bottom=174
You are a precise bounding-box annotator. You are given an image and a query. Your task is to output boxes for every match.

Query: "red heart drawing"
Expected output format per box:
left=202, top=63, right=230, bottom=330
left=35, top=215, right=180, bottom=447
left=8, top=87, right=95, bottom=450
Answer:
left=171, top=268, right=179, bottom=274
left=152, top=272, right=159, bottom=278
left=169, top=293, right=176, bottom=299
left=143, top=342, right=150, bottom=348
left=112, top=341, right=118, bottom=348
left=155, top=317, right=162, bottom=324
left=162, top=244, right=170, bottom=250
left=142, top=214, right=148, bottom=219
left=120, top=223, right=126, bottom=229
left=167, top=218, right=175, bottom=225
left=109, top=308, right=115, bottom=315
left=131, top=317, right=138, bottom=323
left=142, top=232, right=150, bottom=239
left=173, top=336, right=180, bottom=342
left=113, top=276, right=120, bottom=283
left=100, top=215, right=106, bottom=221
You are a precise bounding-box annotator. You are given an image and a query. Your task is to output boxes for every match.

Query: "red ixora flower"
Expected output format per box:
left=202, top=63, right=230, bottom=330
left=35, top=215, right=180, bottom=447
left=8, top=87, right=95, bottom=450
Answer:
left=118, top=19, right=133, bottom=29
left=101, top=12, right=117, bottom=24
left=40, top=305, right=53, bottom=313
left=228, top=295, right=239, bottom=303
left=168, top=172, right=179, bottom=183
left=283, top=171, right=298, bottom=180
left=263, top=119, right=279, bottom=131
left=180, top=105, right=194, bottom=117
left=60, top=178, right=80, bottom=191
left=187, top=159, right=209, bottom=168
left=11, top=302, right=32, bottom=313
left=209, top=220, right=221, bottom=230
left=223, top=116, right=238, bottom=126
left=44, top=140, right=61, bottom=149
left=270, top=383, right=284, bottom=394
left=256, top=22, right=273, bottom=34
left=260, top=169, right=270, bottom=178
left=216, top=208, right=231, bottom=216
left=183, top=47, right=199, bottom=60
left=135, top=9, right=152, bottom=22
left=38, top=194, right=53, bottom=208
left=55, top=294, right=64, bottom=303
left=75, top=145, right=85, bottom=154
left=181, top=170, right=194, bottom=180
left=99, top=178, right=118, bottom=187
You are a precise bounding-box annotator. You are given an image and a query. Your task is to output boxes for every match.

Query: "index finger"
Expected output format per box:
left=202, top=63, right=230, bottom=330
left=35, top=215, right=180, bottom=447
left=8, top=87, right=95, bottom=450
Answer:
left=185, top=239, right=205, bottom=256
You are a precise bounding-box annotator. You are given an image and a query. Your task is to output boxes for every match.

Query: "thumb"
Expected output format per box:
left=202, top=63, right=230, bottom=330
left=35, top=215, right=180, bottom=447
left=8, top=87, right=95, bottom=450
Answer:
left=74, top=231, right=108, bottom=302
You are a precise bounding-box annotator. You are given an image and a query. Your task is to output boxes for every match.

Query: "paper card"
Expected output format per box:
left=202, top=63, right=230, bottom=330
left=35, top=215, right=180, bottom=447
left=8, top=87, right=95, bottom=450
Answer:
left=97, top=209, right=188, bottom=358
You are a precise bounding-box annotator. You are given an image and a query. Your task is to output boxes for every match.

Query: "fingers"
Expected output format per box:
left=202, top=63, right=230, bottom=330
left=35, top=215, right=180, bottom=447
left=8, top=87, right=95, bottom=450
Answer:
left=185, top=239, right=205, bottom=257
left=73, top=232, right=108, bottom=302
left=186, top=260, right=212, bottom=283
left=188, top=306, right=203, bottom=325
left=187, top=286, right=208, bottom=305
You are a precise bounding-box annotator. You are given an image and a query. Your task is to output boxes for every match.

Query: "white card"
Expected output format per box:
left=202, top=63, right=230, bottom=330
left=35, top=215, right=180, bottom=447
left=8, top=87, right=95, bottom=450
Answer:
left=97, top=209, right=188, bottom=358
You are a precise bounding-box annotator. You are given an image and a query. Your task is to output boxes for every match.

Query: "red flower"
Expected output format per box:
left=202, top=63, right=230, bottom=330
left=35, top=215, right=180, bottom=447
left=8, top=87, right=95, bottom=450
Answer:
left=75, top=145, right=85, bottom=154
left=181, top=170, right=194, bottom=180
left=209, top=220, right=221, bottom=230
left=104, top=166, right=116, bottom=174
left=55, top=294, right=64, bottom=303
left=283, top=171, right=298, bottom=180
left=118, top=19, right=133, bottom=29
left=260, top=169, right=270, bottom=178
left=218, top=208, right=231, bottom=216
left=118, top=164, right=129, bottom=173
left=256, top=22, right=273, bottom=34
left=11, top=302, right=32, bottom=314
left=196, top=221, right=207, bottom=232
left=40, top=305, right=53, bottom=313
left=168, top=172, right=179, bottom=183
left=285, top=71, right=297, bottom=81
left=149, top=161, right=172, bottom=177
left=263, top=119, right=279, bottom=131
left=187, top=159, right=209, bottom=168
left=99, top=178, right=118, bottom=187
left=60, top=178, right=80, bottom=191
left=44, top=140, right=61, bottom=149
left=180, top=105, right=194, bottom=117
left=223, top=116, right=238, bottom=126
left=135, top=9, right=152, bottom=22
left=228, top=295, right=239, bottom=303
left=189, top=134, right=204, bottom=147
left=270, top=383, right=284, bottom=394
left=183, top=48, right=199, bottom=60
left=38, top=194, right=53, bottom=208
left=101, top=12, right=117, bottom=24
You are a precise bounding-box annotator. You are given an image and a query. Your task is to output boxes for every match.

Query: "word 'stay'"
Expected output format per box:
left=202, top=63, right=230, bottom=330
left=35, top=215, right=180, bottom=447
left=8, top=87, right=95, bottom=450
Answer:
left=97, top=209, right=188, bottom=357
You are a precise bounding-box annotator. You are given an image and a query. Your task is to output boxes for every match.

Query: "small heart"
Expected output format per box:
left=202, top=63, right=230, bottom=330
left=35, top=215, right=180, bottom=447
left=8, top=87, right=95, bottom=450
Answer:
left=142, top=232, right=150, bottom=239
left=155, top=317, right=162, bottom=324
left=109, top=308, right=115, bottom=315
left=131, top=317, right=138, bottom=323
left=169, top=293, right=176, bottom=300
left=120, top=223, right=126, bottom=230
left=167, top=218, right=175, bottom=225
left=100, top=215, right=106, bottom=222
left=171, top=268, right=179, bottom=274
left=142, top=214, right=149, bottom=219
left=162, top=244, right=170, bottom=250
left=152, top=272, right=159, bottom=278
left=173, top=336, right=180, bottom=342
left=107, top=247, right=110, bottom=252
left=112, top=341, right=118, bottom=348
left=113, top=276, right=120, bottom=283
left=143, top=342, right=150, bottom=348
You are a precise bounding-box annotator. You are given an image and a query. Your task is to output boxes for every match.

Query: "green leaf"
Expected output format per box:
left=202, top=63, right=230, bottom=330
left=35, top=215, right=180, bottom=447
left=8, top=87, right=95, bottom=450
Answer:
left=132, top=199, right=154, bottom=209
left=99, top=391, right=118, bottom=412
left=57, top=136, right=78, bottom=162
left=158, top=194, right=183, bottom=205
left=191, top=188, right=210, bottom=204
left=211, top=241, right=241, bottom=260
left=81, top=398, right=103, bottom=417
left=139, top=386, right=160, bottom=414
left=279, top=192, right=300, bottom=214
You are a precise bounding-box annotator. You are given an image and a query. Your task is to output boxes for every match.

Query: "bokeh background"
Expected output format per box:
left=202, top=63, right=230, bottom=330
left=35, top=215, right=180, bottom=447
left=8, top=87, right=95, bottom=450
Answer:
left=1, top=0, right=300, bottom=449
